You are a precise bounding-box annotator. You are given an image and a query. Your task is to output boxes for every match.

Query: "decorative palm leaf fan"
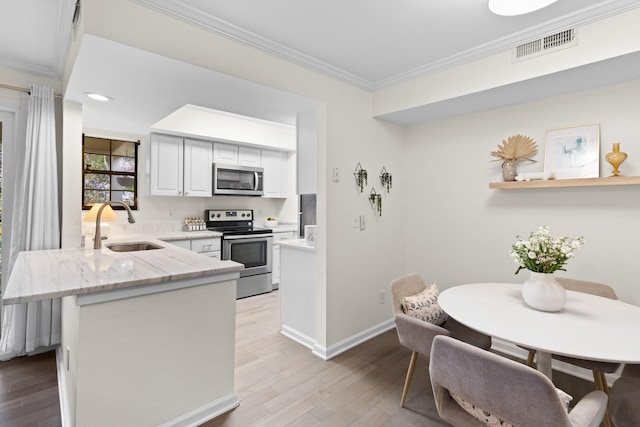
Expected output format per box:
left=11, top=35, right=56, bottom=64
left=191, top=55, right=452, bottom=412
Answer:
left=490, top=134, right=538, bottom=162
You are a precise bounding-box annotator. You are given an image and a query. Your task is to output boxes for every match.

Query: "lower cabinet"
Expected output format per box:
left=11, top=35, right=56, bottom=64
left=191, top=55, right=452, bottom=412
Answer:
left=272, top=231, right=296, bottom=287
left=165, top=237, right=221, bottom=259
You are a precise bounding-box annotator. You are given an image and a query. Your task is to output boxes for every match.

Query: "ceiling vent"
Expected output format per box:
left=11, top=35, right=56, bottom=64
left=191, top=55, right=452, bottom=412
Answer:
left=512, top=28, right=577, bottom=62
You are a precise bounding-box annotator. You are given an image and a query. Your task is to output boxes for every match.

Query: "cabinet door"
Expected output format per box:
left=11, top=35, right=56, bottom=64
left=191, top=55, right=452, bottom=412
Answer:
left=272, top=232, right=295, bottom=285
left=238, top=146, right=261, bottom=167
left=149, top=134, right=183, bottom=196
left=213, top=143, right=239, bottom=164
left=261, top=149, right=287, bottom=198
left=184, top=139, right=213, bottom=197
left=166, top=239, right=191, bottom=250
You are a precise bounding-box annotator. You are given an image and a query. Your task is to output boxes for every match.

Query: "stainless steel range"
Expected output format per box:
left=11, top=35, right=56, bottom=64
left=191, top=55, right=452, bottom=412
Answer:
left=205, top=209, right=273, bottom=299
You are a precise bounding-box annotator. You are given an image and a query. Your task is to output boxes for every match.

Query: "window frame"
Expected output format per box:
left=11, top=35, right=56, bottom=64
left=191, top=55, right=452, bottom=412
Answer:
left=82, top=134, right=139, bottom=210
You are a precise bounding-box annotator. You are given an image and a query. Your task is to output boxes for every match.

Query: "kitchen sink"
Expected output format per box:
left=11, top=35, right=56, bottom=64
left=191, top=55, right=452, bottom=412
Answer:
left=105, top=242, right=164, bottom=252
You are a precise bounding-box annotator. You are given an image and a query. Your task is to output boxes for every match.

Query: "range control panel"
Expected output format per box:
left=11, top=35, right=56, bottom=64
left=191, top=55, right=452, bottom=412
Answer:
left=205, top=209, right=253, bottom=222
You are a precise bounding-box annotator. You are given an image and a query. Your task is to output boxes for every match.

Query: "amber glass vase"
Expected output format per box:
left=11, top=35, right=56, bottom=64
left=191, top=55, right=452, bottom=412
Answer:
left=606, top=143, right=627, bottom=177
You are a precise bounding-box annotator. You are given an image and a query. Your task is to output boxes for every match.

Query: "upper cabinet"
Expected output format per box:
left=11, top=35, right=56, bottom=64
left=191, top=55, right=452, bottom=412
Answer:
left=149, top=134, right=184, bottom=196
left=148, top=134, right=212, bottom=197
left=213, top=143, right=239, bottom=164
left=238, top=146, right=261, bottom=167
left=262, top=149, right=287, bottom=198
left=148, top=133, right=289, bottom=198
left=183, top=139, right=213, bottom=197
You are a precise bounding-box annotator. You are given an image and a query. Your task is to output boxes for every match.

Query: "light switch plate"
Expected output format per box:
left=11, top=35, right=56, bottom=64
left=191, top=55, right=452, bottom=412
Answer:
left=333, top=167, right=340, bottom=182
left=359, top=215, right=366, bottom=230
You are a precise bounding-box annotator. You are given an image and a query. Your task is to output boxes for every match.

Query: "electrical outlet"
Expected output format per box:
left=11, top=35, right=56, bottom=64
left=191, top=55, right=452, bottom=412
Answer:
left=352, top=214, right=360, bottom=228
left=168, top=210, right=175, bottom=220
left=379, top=290, right=385, bottom=304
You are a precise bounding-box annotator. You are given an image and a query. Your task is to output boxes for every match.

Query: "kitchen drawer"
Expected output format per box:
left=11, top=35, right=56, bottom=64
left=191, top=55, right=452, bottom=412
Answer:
left=167, top=239, right=191, bottom=250
left=201, top=251, right=221, bottom=260
left=191, top=237, right=221, bottom=253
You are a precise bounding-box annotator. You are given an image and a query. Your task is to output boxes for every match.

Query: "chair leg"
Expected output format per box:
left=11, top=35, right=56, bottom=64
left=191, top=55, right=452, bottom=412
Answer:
left=526, top=351, right=535, bottom=367
left=593, top=370, right=604, bottom=391
left=594, top=371, right=612, bottom=427
left=400, top=351, right=418, bottom=407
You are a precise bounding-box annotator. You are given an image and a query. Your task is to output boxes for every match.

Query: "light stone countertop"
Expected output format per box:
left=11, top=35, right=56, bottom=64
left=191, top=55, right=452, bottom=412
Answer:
left=278, top=238, right=316, bottom=252
left=270, top=223, right=298, bottom=234
left=2, top=236, right=242, bottom=305
left=154, top=230, right=222, bottom=241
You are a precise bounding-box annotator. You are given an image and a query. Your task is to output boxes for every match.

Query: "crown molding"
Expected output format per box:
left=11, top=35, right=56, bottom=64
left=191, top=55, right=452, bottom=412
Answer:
left=133, top=0, right=640, bottom=91
left=132, top=0, right=374, bottom=90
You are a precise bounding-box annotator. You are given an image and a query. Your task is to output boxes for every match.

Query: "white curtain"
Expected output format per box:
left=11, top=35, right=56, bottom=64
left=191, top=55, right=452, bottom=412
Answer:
left=0, top=85, right=61, bottom=357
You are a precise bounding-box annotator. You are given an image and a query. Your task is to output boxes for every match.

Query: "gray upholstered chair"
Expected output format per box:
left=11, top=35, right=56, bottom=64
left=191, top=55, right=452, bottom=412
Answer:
left=430, top=335, right=608, bottom=427
left=391, top=273, right=491, bottom=407
left=609, top=364, right=640, bottom=427
left=525, top=278, right=621, bottom=394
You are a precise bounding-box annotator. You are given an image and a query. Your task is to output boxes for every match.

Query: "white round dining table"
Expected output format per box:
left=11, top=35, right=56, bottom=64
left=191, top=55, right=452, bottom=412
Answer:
left=438, top=282, right=640, bottom=379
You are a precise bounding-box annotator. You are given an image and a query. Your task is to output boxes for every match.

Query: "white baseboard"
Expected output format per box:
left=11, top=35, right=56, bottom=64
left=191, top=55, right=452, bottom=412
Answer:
left=281, top=326, right=315, bottom=350
left=491, top=338, right=622, bottom=386
left=311, top=319, right=396, bottom=360
left=157, top=394, right=239, bottom=427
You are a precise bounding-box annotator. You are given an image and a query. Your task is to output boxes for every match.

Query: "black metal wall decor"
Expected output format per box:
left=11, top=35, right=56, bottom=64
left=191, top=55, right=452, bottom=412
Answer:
left=354, top=162, right=368, bottom=193
left=369, top=187, right=382, bottom=217
left=379, top=167, right=392, bottom=193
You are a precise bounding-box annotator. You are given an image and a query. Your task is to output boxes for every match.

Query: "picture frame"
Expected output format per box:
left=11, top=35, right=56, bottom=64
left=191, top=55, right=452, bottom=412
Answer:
left=544, top=123, right=600, bottom=179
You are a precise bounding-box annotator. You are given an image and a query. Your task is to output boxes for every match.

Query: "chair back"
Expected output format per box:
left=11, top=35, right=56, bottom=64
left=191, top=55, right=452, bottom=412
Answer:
left=556, top=278, right=617, bottom=300
left=391, top=273, right=427, bottom=317
left=429, top=335, right=602, bottom=427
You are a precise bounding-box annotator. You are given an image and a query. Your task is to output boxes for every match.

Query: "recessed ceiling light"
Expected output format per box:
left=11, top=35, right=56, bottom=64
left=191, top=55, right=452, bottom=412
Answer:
left=488, top=0, right=558, bottom=16
left=84, top=92, right=113, bottom=102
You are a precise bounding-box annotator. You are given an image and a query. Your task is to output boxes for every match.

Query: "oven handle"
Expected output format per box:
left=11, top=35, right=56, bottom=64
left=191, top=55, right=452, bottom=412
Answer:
left=223, top=233, right=273, bottom=240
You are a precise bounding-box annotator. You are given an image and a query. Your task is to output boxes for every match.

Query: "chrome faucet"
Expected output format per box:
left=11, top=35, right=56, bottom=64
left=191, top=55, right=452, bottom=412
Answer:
left=94, top=201, right=136, bottom=249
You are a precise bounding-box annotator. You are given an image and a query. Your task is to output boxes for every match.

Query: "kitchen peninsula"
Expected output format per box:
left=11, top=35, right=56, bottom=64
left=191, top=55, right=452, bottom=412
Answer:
left=2, top=239, right=243, bottom=427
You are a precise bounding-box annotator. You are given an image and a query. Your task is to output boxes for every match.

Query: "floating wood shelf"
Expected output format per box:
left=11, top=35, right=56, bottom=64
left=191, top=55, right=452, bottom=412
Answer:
left=489, top=176, right=640, bottom=189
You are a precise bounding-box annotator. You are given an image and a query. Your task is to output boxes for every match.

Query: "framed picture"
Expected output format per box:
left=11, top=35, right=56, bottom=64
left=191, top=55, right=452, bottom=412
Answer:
left=544, top=123, right=600, bottom=179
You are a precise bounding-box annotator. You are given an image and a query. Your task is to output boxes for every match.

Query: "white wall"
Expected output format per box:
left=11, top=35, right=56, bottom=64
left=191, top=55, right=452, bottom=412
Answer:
left=404, top=79, right=640, bottom=306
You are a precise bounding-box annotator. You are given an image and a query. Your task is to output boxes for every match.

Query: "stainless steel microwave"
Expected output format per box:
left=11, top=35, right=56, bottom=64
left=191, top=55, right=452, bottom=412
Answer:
left=213, top=163, right=264, bottom=196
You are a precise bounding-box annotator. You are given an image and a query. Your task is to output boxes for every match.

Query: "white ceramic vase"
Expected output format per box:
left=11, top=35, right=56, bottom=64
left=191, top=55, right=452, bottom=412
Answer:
left=521, top=271, right=566, bottom=312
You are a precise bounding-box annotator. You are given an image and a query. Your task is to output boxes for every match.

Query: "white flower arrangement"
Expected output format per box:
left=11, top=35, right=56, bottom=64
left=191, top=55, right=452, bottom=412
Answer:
left=510, top=226, right=585, bottom=275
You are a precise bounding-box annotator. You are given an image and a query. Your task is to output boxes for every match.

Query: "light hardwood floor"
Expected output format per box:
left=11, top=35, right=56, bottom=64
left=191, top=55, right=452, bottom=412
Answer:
left=0, top=289, right=595, bottom=426
left=203, top=290, right=448, bottom=427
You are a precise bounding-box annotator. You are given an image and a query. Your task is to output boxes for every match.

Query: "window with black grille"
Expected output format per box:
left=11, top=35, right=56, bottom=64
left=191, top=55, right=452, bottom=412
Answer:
left=82, top=135, right=138, bottom=210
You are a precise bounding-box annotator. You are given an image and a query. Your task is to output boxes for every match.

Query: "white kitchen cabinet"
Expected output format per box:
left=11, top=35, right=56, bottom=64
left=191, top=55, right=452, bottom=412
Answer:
left=238, top=146, right=261, bottom=167
left=183, top=139, right=213, bottom=197
left=262, top=149, right=288, bottom=198
left=165, top=237, right=221, bottom=259
left=213, top=142, right=239, bottom=164
left=279, top=241, right=316, bottom=348
left=149, top=134, right=213, bottom=197
left=149, top=134, right=183, bottom=196
left=272, top=231, right=296, bottom=286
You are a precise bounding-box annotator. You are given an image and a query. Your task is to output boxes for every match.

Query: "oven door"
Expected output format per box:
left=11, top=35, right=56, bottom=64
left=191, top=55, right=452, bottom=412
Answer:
left=222, top=235, right=273, bottom=277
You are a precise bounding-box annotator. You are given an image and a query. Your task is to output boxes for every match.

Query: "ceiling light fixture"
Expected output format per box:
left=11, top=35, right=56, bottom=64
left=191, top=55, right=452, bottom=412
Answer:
left=488, top=0, right=558, bottom=16
left=84, top=92, right=113, bottom=102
